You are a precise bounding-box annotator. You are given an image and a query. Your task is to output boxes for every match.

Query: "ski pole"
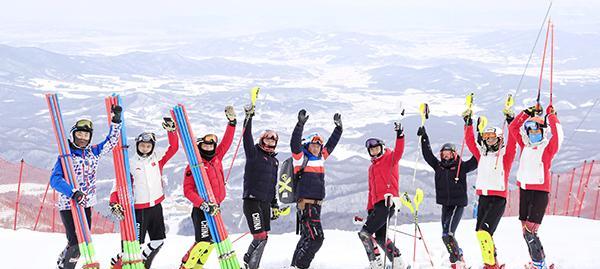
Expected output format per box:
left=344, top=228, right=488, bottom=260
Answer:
left=225, top=87, right=260, bottom=185
left=412, top=103, right=429, bottom=184
left=455, top=93, right=474, bottom=182
left=495, top=94, right=514, bottom=170
left=536, top=18, right=552, bottom=113
left=383, top=193, right=393, bottom=269
left=353, top=216, right=421, bottom=240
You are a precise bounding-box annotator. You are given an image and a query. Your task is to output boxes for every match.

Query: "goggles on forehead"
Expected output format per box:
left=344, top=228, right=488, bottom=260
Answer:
left=365, top=138, right=383, bottom=148
left=303, top=133, right=324, bottom=145
left=75, top=119, right=93, bottom=130
left=136, top=132, right=156, bottom=143
left=199, top=134, right=218, bottom=144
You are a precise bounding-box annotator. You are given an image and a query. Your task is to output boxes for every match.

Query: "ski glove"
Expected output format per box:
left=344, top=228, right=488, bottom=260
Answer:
left=462, top=109, right=473, bottom=126
left=417, top=126, right=427, bottom=137
left=270, top=203, right=281, bottom=220
left=297, top=109, right=309, bottom=125
left=225, top=105, right=237, bottom=125
left=199, top=201, right=220, bottom=216
left=503, top=108, right=515, bottom=124
left=333, top=113, right=342, bottom=129
left=71, top=190, right=86, bottom=206
left=244, top=104, right=255, bottom=119
left=110, top=202, right=125, bottom=221
left=162, top=117, right=176, bottom=132
left=524, top=105, right=542, bottom=117
left=394, top=122, right=404, bottom=138
left=111, top=105, right=123, bottom=124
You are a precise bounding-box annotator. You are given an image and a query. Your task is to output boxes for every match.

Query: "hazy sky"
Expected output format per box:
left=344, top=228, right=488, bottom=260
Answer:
left=1, top=0, right=599, bottom=38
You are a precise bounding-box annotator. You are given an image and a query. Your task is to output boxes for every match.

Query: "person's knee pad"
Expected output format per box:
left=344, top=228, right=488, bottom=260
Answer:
left=476, top=230, right=496, bottom=265
left=442, top=234, right=462, bottom=263
left=523, top=229, right=545, bottom=261
left=358, top=230, right=377, bottom=261
left=60, top=246, right=80, bottom=269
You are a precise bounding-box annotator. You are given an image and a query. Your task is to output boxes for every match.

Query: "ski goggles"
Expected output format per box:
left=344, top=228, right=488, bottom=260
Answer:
left=74, top=119, right=93, bottom=130
left=524, top=121, right=541, bottom=130
left=365, top=138, right=383, bottom=148
left=303, top=133, right=324, bottom=145
left=136, top=132, right=156, bottom=143
left=482, top=132, right=498, bottom=140
left=198, top=134, right=218, bottom=144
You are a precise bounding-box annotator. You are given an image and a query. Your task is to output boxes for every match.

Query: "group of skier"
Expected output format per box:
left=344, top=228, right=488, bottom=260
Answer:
left=49, top=96, right=562, bottom=269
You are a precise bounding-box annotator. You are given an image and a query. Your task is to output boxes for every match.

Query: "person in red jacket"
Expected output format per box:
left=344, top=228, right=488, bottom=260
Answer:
left=463, top=109, right=517, bottom=269
left=358, top=122, right=407, bottom=269
left=510, top=105, right=563, bottom=269
left=180, top=106, right=236, bottom=269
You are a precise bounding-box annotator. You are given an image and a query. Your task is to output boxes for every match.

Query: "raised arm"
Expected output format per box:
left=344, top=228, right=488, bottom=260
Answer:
left=419, top=127, right=439, bottom=168
left=158, top=128, right=179, bottom=169
left=544, top=106, right=564, bottom=157
left=464, top=124, right=481, bottom=161
left=322, top=114, right=343, bottom=159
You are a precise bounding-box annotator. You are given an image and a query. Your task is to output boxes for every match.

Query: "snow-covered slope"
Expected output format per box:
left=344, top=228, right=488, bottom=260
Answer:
left=3, top=216, right=599, bottom=268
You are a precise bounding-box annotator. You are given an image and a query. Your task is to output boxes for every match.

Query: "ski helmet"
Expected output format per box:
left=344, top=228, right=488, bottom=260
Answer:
left=135, top=132, right=156, bottom=157
left=258, top=129, right=278, bottom=153
left=197, top=134, right=218, bottom=159
left=481, top=127, right=504, bottom=153
left=302, top=132, right=324, bottom=146
left=70, top=119, right=93, bottom=149
left=439, top=143, right=457, bottom=160
left=365, top=138, right=385, bottom=158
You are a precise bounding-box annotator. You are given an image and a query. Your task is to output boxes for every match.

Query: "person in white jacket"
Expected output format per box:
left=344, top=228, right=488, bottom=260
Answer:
left=509, top=105, right=563, bottom=269
left=109, top=117, right=179, bottom=269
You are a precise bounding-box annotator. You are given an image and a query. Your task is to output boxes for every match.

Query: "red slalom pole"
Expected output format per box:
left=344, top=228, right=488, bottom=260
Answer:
left=578, top=160, right=595, bottom=217
left=13, top=158, right=25, bottom=230
left=552, top=174, right=560, bottom=215
left=565, top=167, right=577, bottom=216
left=33, top=181, right=51, bottom=231
left=549, top=22, right=555, bottom=106
left=574, top=161, right=588, bottom=216
left=536, top=19, right=552, bottom=104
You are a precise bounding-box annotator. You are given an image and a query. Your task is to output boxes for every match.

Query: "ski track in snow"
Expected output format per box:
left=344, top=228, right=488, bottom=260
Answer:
left=3, top=216, right=599, bottom=269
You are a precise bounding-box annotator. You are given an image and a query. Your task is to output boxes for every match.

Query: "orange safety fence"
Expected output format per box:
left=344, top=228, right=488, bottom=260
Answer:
left=0, top=157, right=115, bottom=233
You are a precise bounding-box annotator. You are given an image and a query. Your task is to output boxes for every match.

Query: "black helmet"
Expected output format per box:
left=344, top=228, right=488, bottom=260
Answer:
left=365, top=138, right=385, bottom=158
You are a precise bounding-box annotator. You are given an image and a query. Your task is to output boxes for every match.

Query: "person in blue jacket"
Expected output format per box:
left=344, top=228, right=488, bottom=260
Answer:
left=290, top=109, right=342, bottom=269
left=50, top=105, right=122, bottom=269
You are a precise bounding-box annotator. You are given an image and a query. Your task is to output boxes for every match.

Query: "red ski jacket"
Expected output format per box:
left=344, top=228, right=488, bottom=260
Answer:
left=367, top=137, right=405, bottom=211
left=184, top=122, right=235, bottom=206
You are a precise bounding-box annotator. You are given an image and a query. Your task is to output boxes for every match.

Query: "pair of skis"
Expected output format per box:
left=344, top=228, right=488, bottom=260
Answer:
left=171, top=104, right=241, bottom=269
left=45, top=93, right=100, bottom=268
left=105, top=95, right=145, bottom=269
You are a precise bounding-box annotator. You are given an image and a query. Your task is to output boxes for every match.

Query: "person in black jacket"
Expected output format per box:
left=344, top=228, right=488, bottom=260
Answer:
left=418, top=126, right=477, bottom=269
left=241, top=105, right=281, bottom=269
left=290, top=109, right=343, bottom=269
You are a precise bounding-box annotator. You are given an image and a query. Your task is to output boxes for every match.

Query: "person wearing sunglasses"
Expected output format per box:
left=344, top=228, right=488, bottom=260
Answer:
left=359, top=122, right=407, bottom=269
left=180, top=106, right=237, bottom=269
left=509, top=105, right=563, bottom=269
left=108, top=117, right=179, bottom=269
left=290, top=109, right=343, bottom=269
left=463, top=109, right=517, bottom=269
left=239, top=104, right=280, bottom=269
left=417, top=122, right=478, bottom=269
left=50, top=105, right=122, bottom=269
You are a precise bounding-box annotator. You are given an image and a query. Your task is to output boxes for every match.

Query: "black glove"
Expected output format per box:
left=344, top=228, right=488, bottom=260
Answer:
left=244, top=104, right=255, bottom=119
left=524, top=105, right=542, bottom=117
left=162, top=117, right=176, bottom=132
left=298, top=109, right=309, bottom=125
left=417, top=126, right=426, bottom=137
left=394, top=122, right=404, bottom=138
left=71, top=190, right=86, bottom=206
left=110, top=105, right=123, bottom=124
left=333, top=113, right=342, bottom=129
left=110, top=202, right=125, bottom=221
left=199, top=201, right=220, bottom=216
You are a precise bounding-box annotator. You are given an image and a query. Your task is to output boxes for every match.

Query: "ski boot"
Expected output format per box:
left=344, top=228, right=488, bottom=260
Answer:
left=525, top=260, right=554, bottom=269
left=180, top=242, right=214, bottom=269
left=109, top=253, right=123, bottom=269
